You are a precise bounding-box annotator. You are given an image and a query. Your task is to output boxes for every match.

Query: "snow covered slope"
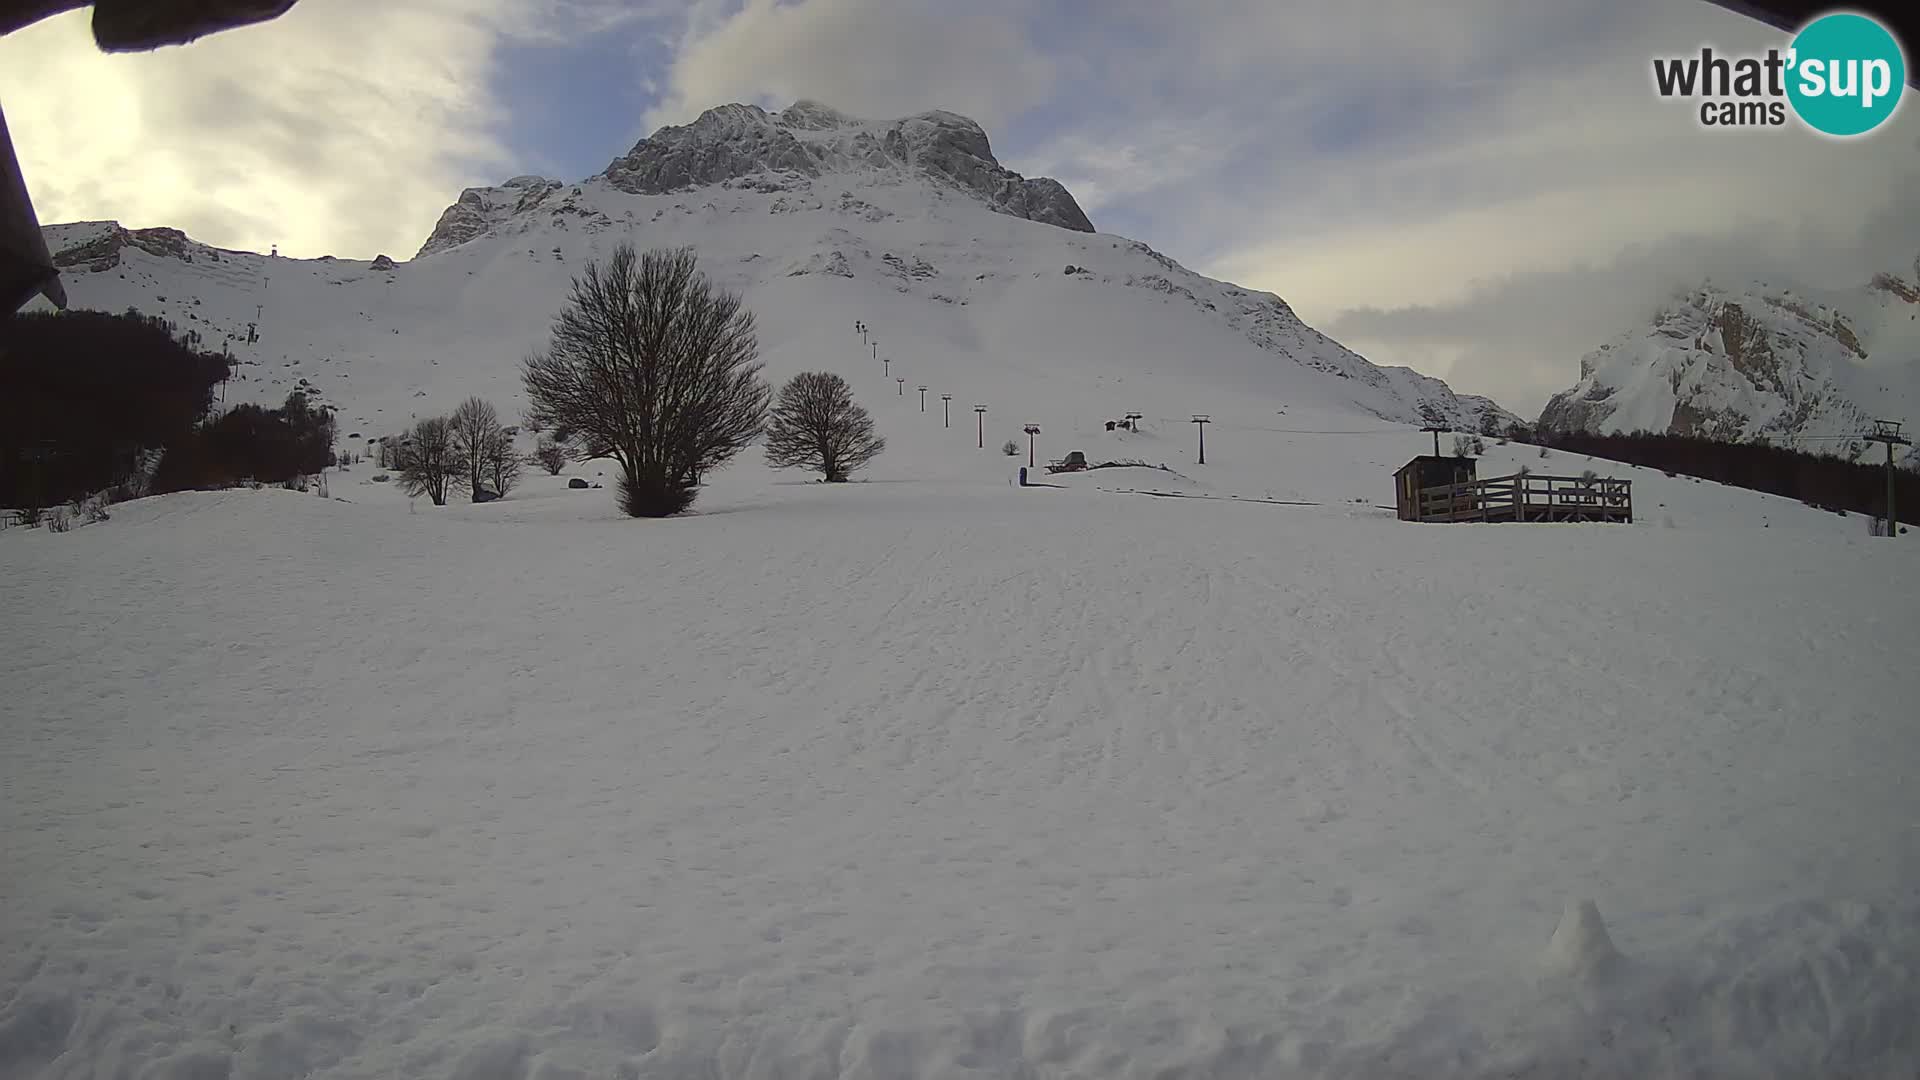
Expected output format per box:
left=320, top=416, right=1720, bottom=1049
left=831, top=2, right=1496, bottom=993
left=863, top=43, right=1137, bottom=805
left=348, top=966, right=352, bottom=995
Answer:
left=34, top=101, right=1516, bottom=446
left=1539, top=262, right=1920, bottom=466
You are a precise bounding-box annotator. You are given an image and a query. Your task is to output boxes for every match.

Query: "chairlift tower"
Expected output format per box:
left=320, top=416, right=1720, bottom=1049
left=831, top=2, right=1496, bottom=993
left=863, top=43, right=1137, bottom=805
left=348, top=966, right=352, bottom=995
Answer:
left=1192, top=414, right=1211, bottom=464
left=1866, top=419, right=1911, bottom=538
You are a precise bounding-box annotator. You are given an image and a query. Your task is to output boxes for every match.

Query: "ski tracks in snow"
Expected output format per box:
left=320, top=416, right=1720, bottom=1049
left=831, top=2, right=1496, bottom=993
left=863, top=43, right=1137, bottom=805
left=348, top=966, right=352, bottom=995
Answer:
left=3, top=489, right=1918, bottom=1077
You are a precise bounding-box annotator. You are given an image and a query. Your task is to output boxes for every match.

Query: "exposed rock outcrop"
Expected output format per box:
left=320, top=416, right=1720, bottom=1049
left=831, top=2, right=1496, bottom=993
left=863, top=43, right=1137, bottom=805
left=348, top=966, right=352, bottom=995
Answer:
left=417, top=176, right=563, bottom=258
left=1538, top=268, right=1920, bottom=458
left=51, top=225, right=199, bottom=272
left=597, top=102, right=1095, bottom=234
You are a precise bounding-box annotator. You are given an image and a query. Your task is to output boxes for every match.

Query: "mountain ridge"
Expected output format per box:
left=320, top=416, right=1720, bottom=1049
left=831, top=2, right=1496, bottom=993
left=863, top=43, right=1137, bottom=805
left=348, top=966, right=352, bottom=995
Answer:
left=33, top=100, right=1518, bottom=441
left=1538, top=261, right=1920, bottom=466
left=418, top=102, right=1094, bottom=260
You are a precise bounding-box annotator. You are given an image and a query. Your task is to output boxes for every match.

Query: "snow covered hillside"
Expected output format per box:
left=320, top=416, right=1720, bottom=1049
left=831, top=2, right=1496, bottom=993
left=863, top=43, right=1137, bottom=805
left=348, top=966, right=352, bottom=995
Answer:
left=1539, top=262, right=1920, bottom=466
left=9, top=98, right=1919, bottom=1079
left=34, top=101, right=1515, bottom=448
left=4, top=435, right=1918, bottom=1077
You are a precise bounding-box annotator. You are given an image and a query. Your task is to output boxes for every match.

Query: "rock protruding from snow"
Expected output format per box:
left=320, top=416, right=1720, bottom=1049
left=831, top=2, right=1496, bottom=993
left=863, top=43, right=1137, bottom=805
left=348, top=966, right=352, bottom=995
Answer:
left=417, top=177, right=564, bottom=258
left=1539, top=266, right=1920, bottom=464
left=600, top=104, right=820, bottom=197
left=1544, top=899, right=1625, bottom=981
left=50, top=224, right=202, bottom=272
left=595, top=102, right=1095, bottom=234
left=370, top=254, right=396, bottom=272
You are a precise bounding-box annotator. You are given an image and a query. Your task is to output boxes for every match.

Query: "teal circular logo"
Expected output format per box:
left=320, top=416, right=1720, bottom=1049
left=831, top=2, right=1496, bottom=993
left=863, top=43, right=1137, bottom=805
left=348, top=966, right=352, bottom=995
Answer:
left=1786, top=13, right=1906, bottom=136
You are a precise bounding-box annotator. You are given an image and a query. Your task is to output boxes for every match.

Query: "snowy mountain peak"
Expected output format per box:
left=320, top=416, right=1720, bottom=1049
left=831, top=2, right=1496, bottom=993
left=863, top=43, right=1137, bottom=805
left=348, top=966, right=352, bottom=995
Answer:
left=777, top=99, right=856, bottom=131
left=417, top=176, right=571, bottom=258
left=592, top=101, right=1094, bottom=235
left=1540, top=267, right=1920, bottom=464
left=39, top=93, right=1522, bottom=438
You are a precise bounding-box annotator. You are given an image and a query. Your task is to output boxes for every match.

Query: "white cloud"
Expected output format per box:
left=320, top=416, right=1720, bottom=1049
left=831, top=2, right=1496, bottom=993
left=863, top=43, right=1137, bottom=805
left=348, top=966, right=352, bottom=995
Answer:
left=1015, top=0, right=1920, bottom=416
left=1014, top=119, right=1246, bottom=215
left=641, top=0, right=1054, bottom=131
left=0, top=0, right=526, bottom=260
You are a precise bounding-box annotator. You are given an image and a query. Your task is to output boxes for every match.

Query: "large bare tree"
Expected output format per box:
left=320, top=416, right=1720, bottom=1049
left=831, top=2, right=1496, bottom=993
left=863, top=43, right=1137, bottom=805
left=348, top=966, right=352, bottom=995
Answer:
left=448, top=396, right=502, bottom=501
left=764, top=372, right=885, bottom=482
left=393, top=416, right=464, bottom=506
left=522, top=244, right=768, bottom=516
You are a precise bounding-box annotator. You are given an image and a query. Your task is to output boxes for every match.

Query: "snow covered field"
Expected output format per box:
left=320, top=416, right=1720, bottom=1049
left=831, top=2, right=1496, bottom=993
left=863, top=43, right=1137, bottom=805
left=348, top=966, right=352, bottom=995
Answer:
left=11, top=100, right=1919, bottom=1079
left=5, top=438, right=1919, bottom=1078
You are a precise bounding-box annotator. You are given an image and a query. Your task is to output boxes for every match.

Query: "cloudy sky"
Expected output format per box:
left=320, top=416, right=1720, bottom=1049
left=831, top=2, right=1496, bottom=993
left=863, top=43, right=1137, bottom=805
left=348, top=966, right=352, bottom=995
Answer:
left=2, top=0, right=1914, bottom=414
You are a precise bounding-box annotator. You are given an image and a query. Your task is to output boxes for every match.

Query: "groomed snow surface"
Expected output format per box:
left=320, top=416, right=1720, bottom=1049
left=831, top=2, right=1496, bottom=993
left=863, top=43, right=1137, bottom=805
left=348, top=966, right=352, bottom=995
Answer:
left=5, top=420, right=1919, bottom=1079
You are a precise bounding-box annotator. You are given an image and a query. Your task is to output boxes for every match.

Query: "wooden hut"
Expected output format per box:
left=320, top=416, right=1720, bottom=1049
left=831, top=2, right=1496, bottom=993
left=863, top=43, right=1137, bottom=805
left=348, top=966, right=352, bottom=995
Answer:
left=1394, top=456, right=1478, bottom=521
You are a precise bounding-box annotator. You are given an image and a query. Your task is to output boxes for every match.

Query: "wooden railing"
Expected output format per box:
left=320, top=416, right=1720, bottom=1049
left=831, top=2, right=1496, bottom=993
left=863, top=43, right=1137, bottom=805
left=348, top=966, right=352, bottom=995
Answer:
left=1414, top=473, right=1631, bottom=524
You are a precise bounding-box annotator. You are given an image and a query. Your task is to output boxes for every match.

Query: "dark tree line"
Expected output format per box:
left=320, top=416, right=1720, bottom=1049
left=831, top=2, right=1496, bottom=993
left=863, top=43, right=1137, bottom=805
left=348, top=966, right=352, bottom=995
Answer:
left=1, top=309, right=230, bottom=507
left=1, top=309, right=348, bottom=504
left=1509, top=426, right=1918, bottom=525
left=153, top=389, right=337, bottom=493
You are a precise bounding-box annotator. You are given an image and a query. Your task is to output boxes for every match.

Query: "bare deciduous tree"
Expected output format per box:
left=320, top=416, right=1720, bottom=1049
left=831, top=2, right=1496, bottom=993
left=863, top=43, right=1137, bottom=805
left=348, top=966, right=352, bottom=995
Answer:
left=394, top=416, right=465, bottom=506
left=764, top=372, right=885, bottom=482
left=533, top=436, right=569, bottom=476
left=482, top=427, right=522, bottom=497
left=522, top=244, right=769, bottom=517
left=449, top=396, right=504, bottom=501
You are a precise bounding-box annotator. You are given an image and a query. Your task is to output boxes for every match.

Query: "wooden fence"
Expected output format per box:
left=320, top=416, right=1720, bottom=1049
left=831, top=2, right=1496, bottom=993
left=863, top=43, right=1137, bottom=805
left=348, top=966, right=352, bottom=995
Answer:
left=1413, top=472, right=1632, bottom=524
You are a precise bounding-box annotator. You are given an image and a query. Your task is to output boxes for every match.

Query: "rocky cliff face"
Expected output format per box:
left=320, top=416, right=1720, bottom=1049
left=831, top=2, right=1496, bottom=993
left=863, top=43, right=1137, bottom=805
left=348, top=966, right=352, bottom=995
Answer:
left=50, top=224, right=209, bottom=272
left=417, top=176, right=567, bottom=258
left=595, top=102, right=1095, bottom=233
left=1539, top=265, right=1920, bottom=463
